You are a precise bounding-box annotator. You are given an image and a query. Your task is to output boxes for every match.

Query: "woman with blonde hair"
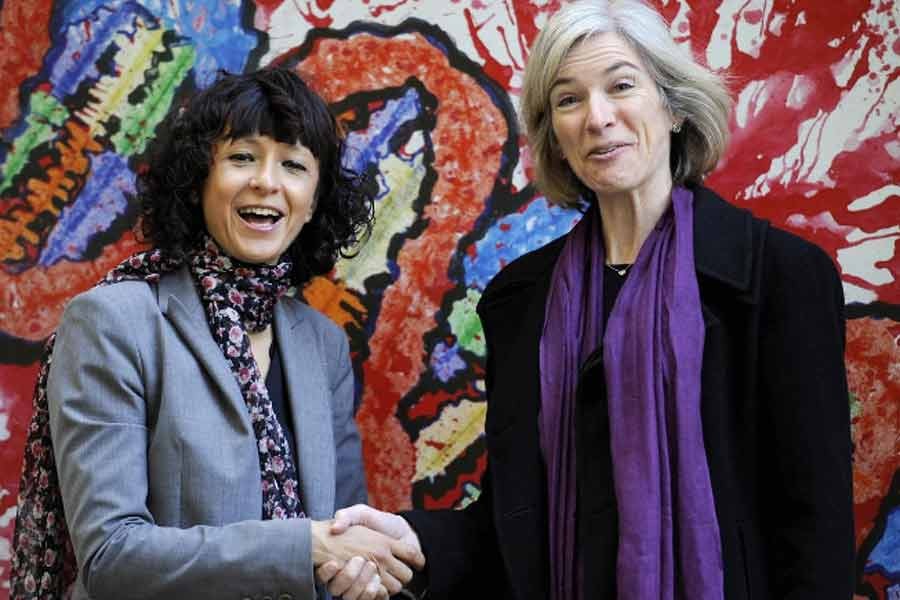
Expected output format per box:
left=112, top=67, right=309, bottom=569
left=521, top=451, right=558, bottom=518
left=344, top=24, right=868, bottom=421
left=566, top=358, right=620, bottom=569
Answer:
left=322, top=1, right=855, bottom=598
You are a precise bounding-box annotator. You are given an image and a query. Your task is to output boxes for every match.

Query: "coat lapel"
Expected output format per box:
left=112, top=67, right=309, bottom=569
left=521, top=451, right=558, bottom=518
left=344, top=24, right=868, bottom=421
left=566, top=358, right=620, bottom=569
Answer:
left=691, top=185, right=764, bottom=331
left=274, top=302, right=336, bottom=520
left=157, top=267, right=250, bottom=431
left=692, top=186, right=760, bottom=300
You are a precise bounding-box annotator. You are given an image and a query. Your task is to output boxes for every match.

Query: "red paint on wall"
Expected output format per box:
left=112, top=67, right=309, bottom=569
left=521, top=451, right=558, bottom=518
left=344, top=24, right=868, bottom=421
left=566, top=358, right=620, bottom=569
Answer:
left=743, top=9, right=764, bottom=25
left=845, top=318, right=900, bottom=544
left=0, top=233, right=146, bottom=342
left=464, top=8, right=514, bottom=90
left=0, top=0, right=54, bottom=129
left=0, top=362, right=41, bottom=584
left=423, top=451, right=488, bottom=509
left=297, top=31, right=507, bottom=511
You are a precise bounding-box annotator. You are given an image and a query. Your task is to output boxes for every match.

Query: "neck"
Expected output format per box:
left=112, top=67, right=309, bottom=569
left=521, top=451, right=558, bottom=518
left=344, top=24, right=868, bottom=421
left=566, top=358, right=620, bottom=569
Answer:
left=595, top=181, right=674, bottom=265
left=248, top=325, right=274, bottom=378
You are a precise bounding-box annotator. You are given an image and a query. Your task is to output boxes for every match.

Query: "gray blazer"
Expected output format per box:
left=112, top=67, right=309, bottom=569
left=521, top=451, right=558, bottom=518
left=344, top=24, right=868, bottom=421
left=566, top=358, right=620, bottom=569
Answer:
left=47, top=266, right=367, bottom=600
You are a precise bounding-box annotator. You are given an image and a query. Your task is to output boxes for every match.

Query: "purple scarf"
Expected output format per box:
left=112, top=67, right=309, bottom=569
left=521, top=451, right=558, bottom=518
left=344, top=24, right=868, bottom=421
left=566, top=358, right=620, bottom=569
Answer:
left=539, top=187, right=724, bottom=600
left=11, top=238, right=303, bottom=599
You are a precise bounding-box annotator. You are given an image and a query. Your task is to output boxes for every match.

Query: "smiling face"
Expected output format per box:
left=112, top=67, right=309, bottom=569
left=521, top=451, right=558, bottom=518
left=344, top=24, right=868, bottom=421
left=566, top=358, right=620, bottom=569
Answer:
left=549, top=32, right=676, bottom=201
left=201, top=134, right=319, bottom=265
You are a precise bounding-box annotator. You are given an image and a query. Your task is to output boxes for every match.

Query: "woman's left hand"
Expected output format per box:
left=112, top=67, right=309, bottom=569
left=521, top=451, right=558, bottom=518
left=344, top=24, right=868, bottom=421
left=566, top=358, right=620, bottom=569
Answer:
left=316, top=556, right=388, bottom=600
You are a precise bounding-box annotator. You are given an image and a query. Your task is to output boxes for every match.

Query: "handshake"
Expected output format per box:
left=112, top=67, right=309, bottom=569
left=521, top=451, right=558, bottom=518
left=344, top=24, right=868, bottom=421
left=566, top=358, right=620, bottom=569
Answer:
left=312, top=505, right=426, bottom=600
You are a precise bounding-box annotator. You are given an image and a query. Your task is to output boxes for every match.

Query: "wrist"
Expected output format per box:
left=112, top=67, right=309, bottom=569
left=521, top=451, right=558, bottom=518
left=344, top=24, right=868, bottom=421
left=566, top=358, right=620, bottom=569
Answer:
left=310, top=519, right=331, bottom=566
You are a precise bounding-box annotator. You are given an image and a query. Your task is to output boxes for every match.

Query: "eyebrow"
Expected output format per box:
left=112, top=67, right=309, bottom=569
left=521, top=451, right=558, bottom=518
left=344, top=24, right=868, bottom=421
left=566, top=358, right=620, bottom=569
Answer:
left=550, top=60, right=641, bottom=93
left=224, top=136, right=313, bottom=157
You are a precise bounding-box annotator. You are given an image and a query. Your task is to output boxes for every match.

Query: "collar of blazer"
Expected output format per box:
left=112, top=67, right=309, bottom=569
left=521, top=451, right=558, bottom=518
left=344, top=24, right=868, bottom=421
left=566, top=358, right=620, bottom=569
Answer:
left=155, top=265, right=337, bottom=519
left=478, top=184, right=761, bottom=312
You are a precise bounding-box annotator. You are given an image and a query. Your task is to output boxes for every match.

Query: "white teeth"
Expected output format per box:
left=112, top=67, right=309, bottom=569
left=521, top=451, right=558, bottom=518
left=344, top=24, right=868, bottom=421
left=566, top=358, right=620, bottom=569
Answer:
left=238, top=207, right=282, bottom=218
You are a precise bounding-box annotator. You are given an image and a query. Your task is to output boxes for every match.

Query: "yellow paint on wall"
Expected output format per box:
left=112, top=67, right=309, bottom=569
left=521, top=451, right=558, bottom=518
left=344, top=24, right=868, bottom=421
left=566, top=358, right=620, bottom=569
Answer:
left=413, top=398, right=486, bottom=482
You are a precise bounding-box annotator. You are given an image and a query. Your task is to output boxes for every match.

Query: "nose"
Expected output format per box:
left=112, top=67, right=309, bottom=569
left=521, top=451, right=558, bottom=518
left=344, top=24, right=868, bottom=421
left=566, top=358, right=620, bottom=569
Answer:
left=249, top=161, right=279, bottom=195
left=586, top=92, right=615, bottom=132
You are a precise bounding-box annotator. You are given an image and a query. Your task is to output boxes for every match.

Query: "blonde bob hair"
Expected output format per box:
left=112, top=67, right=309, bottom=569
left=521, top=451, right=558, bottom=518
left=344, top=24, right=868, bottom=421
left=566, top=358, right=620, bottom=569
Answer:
left=521, top=0, right=732, bottom=206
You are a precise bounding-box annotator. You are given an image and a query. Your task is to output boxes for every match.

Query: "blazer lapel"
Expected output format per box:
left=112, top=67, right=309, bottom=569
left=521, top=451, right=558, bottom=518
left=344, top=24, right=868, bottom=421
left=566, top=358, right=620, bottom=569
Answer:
left=157, top=267, right=250, bottom=430
left=274, top=302, right=336, bottom=520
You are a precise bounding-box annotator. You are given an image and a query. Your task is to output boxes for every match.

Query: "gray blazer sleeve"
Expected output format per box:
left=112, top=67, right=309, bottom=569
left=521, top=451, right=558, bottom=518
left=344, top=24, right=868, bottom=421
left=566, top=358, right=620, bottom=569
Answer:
left=48, top=287, right=317, bottom=600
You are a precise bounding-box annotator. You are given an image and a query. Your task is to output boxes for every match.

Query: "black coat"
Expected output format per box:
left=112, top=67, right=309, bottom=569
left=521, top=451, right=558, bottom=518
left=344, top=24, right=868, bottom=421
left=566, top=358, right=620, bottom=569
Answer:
left=404, top=185, right=855, bottom=600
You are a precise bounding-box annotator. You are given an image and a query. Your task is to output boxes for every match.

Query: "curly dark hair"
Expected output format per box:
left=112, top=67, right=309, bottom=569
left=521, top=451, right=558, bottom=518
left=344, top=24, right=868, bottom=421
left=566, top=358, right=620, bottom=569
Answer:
left=137, top=66, right=375, bottom=286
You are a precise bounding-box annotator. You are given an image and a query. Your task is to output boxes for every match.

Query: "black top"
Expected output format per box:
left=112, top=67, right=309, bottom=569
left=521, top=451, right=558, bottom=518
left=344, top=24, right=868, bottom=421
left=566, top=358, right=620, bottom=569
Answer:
left=602, top=264, right=629, bottom=326
left=266, top=341, right=298, bottom=465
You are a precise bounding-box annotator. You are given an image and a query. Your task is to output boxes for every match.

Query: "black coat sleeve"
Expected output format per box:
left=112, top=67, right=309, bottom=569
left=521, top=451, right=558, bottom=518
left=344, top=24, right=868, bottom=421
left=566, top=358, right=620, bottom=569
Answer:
left=401, top=471, right=507, bottom=598
left=757, top=229, right=855, bottom=599
left=396, top=271, right=529, bottom=599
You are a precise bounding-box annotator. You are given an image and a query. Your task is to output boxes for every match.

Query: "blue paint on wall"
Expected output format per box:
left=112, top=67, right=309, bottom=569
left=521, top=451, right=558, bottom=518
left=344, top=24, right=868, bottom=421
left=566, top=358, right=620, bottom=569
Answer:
left=463, top=197, right=579, bottom=290
left=39, top=151, right=134, bottom=266
left=59, top=0, right=254, bottom=85
left=868, top=506, right=900, bottom=579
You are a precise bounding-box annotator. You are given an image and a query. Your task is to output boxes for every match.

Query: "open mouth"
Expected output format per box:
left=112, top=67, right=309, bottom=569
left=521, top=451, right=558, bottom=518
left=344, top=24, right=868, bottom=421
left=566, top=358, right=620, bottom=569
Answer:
left=589, top=144, right=627, bottom=157
left=237, top=206, right=284, bottom=227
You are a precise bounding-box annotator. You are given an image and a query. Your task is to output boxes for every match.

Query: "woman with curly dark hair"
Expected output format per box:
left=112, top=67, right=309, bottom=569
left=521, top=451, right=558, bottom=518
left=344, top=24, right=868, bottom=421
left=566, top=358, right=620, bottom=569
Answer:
left=10, top=67, right=423, bottom=600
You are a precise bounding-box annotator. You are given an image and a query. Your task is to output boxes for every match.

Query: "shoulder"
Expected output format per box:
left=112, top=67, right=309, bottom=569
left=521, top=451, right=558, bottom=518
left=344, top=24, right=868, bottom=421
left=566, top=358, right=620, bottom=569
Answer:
left=764, top=223, right=838, bottom=275
left=760, top=223, right=843, bottom=316
left=479, top=233, right=568, bottom=312
left=63, top=279, right=158, bottom=325
left=691, top=185, right=839, bottom=297
left=692, top=184, right=834, bottom=274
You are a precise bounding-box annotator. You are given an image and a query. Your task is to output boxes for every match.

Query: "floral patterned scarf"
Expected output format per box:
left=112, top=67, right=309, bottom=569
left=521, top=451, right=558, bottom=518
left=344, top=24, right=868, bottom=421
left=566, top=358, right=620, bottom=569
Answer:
left=10, top=237, right=303, bottom=599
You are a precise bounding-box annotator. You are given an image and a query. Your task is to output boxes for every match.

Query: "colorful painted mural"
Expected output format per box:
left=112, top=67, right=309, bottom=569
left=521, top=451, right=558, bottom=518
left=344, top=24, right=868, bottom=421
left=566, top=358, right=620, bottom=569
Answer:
left=0, top=0, right=897, bottom=597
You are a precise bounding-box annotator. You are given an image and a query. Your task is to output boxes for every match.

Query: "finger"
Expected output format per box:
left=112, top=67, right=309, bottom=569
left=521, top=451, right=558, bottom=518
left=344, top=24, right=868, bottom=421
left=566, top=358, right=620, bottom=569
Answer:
left=343, top=560, right=378, bottom=600
left=383, top=548, right=415, bottom=584
left=331, top=504, right=368, bottom=534
left=392, top=539, right=426, bottom=570
left=315, top=560, right=340, bottom=584
left=361, top=573, right=383, bottom=600
left=333, top=505, right=405, bottom=538
left=375, top=583, right=389, bottom=600
left=327, top=555, right=364, bottom=597
left=378, top=559, right=408, bottom=596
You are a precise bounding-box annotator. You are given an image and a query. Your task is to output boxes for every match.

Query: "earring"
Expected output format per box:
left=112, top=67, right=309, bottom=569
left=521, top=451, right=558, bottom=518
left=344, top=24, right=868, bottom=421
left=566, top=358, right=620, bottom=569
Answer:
left=671, top=121, right=683, bottom=134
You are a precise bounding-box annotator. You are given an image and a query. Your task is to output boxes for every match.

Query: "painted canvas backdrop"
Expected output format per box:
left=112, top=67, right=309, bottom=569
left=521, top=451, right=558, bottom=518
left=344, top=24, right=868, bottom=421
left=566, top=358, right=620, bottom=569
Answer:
left=0, top=0, right=897, bottom=597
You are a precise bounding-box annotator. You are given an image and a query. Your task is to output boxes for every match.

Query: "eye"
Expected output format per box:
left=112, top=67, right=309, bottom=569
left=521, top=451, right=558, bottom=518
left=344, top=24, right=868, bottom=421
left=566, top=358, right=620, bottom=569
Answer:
left=283, top=160, right=307, bottom=173
left=227, top=152, right=254, bottom=164
left=554, top=94, right=578, bottom=108
left=612, top=79, right=635, bottom=93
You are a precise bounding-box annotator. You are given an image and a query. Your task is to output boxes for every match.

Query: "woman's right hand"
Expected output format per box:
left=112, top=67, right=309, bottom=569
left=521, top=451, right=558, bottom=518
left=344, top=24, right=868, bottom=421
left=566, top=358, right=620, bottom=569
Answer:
left=311, top=519, right=423, bottom=596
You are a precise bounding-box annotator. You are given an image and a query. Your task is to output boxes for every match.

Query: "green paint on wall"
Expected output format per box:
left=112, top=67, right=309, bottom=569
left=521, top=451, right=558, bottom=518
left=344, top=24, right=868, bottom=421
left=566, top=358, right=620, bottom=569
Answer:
left=111, top=43, right=195, bottom=156
left=448, top=288, right=485, bottom=357
left=849, top=392, right=861, bottom=420
left=0, top=91, right=69, bottom=194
